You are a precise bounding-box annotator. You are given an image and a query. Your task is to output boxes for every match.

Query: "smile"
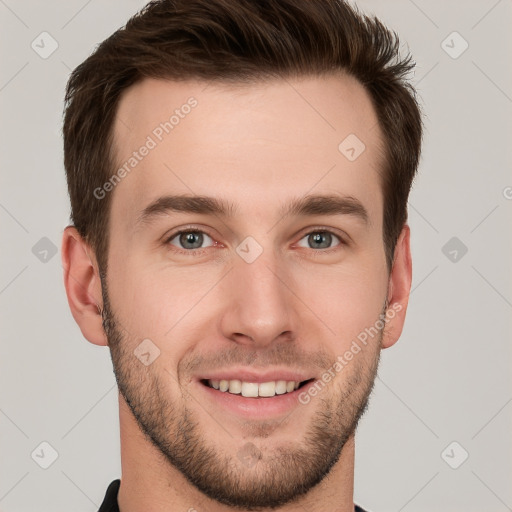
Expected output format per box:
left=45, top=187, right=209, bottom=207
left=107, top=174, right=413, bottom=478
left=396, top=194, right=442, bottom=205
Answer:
left=203, top=378, right=314, bottom=398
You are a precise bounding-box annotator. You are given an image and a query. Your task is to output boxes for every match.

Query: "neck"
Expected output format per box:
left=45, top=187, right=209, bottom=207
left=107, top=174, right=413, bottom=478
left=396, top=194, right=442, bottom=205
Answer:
left=116, top=394, right=356, bottom=512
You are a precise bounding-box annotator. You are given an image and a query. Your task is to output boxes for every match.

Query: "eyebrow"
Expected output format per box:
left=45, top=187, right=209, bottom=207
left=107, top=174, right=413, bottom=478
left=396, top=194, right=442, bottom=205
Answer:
left=135, top=193, right=370, bottom=229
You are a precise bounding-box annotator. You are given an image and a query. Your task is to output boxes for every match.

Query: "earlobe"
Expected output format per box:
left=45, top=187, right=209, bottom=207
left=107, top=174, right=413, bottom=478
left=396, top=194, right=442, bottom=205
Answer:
left=381, top=224, right=412, bottom=349
left=61, top=226, right=108, bottom=347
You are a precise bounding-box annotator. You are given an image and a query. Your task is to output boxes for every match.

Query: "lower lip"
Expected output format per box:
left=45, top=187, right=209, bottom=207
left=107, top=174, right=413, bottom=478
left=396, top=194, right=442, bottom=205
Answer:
left=197, top=380, right=316, bottom=419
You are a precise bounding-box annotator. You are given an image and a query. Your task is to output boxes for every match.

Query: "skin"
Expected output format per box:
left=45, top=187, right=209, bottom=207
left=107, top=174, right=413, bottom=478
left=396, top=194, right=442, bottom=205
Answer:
left=62, top=73, right=412, bottom=512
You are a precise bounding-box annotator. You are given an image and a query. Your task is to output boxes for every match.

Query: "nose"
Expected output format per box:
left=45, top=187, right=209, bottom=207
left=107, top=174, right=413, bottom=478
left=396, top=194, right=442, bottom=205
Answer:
left=219, top=251, right=299, bottom=348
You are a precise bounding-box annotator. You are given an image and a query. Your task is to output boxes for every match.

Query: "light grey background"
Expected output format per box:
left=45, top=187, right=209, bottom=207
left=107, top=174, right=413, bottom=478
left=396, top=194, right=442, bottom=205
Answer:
left=1, top=1, right=511, bottom=511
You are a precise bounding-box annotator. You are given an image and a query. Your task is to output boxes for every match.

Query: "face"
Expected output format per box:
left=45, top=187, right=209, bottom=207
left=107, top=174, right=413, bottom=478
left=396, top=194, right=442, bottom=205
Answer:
left=103, top=74, right=391, bottom=509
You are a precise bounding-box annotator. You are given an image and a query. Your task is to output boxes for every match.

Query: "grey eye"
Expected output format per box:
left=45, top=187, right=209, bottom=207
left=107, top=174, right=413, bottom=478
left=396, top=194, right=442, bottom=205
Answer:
left=297, top=231, right=341, bottom=250
left=169, top=231, right=214, bottom=250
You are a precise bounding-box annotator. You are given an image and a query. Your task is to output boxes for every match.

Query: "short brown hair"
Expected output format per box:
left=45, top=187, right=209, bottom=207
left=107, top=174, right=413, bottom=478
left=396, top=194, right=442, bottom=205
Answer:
left=63, top=0, right=422, bottom=273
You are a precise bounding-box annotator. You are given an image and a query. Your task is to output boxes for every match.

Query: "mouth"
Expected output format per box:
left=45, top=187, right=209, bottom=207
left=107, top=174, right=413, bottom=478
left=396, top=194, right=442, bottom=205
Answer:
left=195, top=369, right=318, bottom=418
left=200, top=378, right=315, bottom=398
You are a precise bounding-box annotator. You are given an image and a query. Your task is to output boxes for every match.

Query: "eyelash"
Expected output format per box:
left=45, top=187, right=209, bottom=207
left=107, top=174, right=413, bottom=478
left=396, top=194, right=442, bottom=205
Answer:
left=163, top=227, right=348, bottom=256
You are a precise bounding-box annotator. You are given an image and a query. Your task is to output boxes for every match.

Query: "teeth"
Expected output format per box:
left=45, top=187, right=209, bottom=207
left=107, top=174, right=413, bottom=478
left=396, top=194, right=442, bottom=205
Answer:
left=275, top=380, right=287, bottom=395
left=208, top=379, right=304, bottom=397
left=229, top=379, right=242, bottom=394
left=258, top=381, right=275, bottom=397
left=241, top=382, right=259, bottom=397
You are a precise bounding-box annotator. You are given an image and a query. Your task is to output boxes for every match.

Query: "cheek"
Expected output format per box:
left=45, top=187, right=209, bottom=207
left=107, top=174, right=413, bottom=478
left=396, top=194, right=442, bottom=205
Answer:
left=106, top=254, right=220, bottom=346
left=296, top=261, right=388, bottom=348
left=107, top=230, right=388, bottom=357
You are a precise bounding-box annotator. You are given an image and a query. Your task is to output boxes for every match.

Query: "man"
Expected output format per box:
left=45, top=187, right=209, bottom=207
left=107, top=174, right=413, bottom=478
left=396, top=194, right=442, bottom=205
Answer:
left=61, top=0, right=422, bottom=510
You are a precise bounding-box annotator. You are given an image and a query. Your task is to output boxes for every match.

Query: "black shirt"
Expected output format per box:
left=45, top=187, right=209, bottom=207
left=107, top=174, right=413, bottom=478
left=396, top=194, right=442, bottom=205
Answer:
left=98, top=480, right=121, bottom=512
left=98, top=479, right=371, bottom=511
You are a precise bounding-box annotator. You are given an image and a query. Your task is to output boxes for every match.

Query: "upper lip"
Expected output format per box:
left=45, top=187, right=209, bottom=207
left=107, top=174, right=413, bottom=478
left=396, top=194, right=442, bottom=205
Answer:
left=195, top=368, right=316, bottom=384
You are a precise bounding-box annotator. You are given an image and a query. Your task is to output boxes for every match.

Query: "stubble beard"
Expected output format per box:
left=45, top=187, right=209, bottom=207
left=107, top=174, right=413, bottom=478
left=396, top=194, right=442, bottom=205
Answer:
left=101, top=281, right=382, bottom=510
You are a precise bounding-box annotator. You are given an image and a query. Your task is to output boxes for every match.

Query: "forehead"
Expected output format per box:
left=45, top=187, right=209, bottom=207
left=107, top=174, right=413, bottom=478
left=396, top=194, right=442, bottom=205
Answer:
left=110, top=75, right=385, bottom=230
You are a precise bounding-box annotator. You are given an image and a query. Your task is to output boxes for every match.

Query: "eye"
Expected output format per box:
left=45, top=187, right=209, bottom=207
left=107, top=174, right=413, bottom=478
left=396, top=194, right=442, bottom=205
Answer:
left=163, top=227, right=346, bottom=256
left=296, top=230, right=344, bottom=250
left=167, top=229, right=215, bottom=251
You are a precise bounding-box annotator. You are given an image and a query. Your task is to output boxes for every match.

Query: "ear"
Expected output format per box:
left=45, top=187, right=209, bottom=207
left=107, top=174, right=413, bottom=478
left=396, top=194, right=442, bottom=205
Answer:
left=381, top=224, right=412, bottom=349
left=61, top=226, right=108, bottom=346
